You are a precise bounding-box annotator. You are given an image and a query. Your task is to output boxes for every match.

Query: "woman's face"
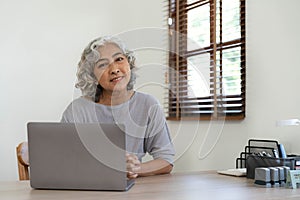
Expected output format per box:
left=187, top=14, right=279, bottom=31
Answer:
left=93, top=43, right=131, bottom=94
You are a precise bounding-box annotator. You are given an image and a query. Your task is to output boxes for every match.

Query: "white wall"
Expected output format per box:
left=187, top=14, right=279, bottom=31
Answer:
left=1, top=0, right=300, bottom=181
left=173, top=0, right=300, bottom=172
left=0, top=0, right=166, bottom=181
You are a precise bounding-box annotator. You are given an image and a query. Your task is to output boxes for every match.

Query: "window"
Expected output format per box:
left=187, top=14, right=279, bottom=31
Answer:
left=167, top=0, right=246, bottom=120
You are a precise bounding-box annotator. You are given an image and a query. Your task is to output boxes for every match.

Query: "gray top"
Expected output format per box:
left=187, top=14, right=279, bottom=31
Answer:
left=61, top=91, right=175, bottom=164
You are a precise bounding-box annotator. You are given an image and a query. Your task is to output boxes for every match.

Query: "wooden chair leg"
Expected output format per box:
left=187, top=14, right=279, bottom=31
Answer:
left=16, top=143, right=29, bottom=180
left=17, top=160, right=29, bottom=180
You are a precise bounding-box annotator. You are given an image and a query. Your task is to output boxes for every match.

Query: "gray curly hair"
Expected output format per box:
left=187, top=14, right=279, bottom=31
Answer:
left=75, top=36, right=136, bottom=102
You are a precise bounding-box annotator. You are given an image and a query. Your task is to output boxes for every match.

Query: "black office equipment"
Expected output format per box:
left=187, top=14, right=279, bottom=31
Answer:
left=236, top=139, right=280, bottom=169
left=246, top=155, right=295, bottom=179
left=235, top=139, right=300, bottom=179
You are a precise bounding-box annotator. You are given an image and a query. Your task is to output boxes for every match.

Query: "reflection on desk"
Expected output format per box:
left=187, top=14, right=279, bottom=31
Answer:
left=1, top=171, right=300, bottom=200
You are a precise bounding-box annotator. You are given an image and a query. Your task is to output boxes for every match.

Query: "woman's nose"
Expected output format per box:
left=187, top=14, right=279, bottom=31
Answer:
left=109, top=62, right=120, bottom=74
left=111, top=68, right=120, bottom=74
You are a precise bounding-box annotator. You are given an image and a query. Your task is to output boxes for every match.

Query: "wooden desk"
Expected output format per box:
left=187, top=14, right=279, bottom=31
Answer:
left=1, top=171, right=300, bottom=200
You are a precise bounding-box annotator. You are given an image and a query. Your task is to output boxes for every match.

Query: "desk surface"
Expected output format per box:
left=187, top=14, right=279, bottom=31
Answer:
left=1, top=171, right=300, bottom=200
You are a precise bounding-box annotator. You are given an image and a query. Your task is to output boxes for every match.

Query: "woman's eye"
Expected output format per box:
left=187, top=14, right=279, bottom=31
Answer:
left=116, top=57, right=124, bottom=62
left=97, top=63, right=108, bottom=68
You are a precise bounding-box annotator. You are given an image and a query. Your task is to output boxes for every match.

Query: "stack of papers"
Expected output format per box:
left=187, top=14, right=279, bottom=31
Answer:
left=217, top=168, right=247, bottom=177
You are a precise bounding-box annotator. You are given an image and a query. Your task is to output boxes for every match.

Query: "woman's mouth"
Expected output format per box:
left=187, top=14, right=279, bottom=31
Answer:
left=110, top=76, right=123, bottom=82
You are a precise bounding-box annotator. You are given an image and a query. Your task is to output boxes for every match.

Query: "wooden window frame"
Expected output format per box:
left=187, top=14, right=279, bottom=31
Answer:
left=167, top=0, right=246, bottom=121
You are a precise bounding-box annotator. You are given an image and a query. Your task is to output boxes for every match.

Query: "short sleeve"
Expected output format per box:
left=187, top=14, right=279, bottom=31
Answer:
left=144, top=104, right=175, bottom=164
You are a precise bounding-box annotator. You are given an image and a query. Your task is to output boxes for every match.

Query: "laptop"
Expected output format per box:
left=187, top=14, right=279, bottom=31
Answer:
left=27, top=122, right=134, bottom=191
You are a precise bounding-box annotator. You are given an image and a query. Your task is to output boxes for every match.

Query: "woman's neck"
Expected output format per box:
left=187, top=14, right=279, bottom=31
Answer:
left=98, top=90, right=134, bottom=106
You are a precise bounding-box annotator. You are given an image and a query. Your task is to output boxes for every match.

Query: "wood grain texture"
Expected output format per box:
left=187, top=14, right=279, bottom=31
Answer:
left=16, top=142, right=29, bottom=180
left=2, top=171, right=300, bottom=200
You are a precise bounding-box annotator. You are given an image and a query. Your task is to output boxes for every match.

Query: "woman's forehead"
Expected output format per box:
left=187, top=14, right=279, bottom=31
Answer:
left=97, top=43, right=123, bottom=57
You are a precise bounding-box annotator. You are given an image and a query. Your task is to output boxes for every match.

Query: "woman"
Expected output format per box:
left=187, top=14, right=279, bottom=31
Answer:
left=61, top=36, right=175, bottom=178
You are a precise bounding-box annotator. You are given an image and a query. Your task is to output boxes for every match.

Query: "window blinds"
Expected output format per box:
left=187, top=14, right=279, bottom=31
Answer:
left=166, top=0, right=246, bottom=120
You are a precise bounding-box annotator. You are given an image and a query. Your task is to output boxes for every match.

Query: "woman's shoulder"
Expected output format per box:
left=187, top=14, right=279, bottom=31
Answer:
left=71, top=96, right=93, bottom=103
left=61, top=96, right=95, bottom=122
left=134, top=91, right=160, bottom=104
left=64, top=96, right=94, bottom=110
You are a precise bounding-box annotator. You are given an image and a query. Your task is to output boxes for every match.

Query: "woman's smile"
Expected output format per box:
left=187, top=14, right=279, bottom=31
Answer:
left=110, top=76, right=124, bottom=82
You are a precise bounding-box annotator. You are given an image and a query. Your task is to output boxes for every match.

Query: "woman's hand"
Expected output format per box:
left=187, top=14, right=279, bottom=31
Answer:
left=126, top=153, right=141, bottom=179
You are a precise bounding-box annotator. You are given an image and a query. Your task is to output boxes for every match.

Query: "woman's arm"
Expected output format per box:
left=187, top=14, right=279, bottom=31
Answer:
left=126, top=154, right=173, bottom=178
left=138, top=159, right=173, bottom=177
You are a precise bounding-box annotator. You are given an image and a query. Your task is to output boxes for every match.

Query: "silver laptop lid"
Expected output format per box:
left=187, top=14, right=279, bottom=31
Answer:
left=27, top=122, right=134, bottom=191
